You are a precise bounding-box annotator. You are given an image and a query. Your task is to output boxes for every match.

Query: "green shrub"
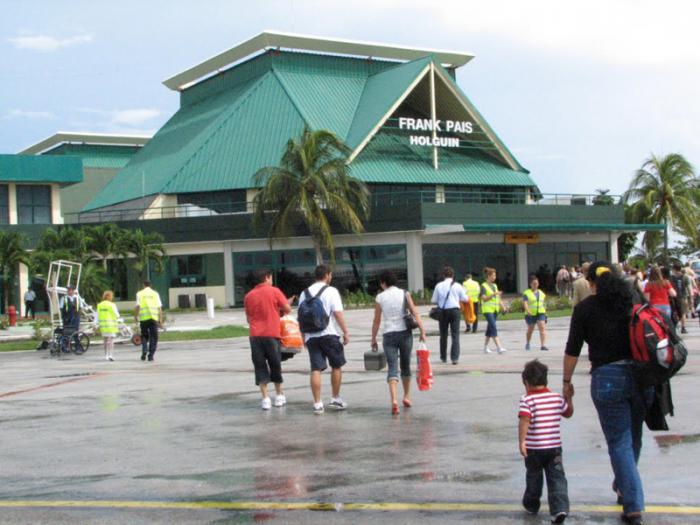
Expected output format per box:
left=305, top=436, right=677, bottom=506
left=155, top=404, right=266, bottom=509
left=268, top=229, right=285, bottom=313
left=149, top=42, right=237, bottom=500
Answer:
left=32, top=319, right=51, bottom=341
left=507, top=297, right=524, bottom=313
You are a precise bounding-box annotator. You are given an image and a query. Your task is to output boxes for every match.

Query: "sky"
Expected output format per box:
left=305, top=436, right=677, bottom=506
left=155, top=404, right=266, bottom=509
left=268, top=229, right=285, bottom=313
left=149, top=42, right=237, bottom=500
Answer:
left=1, top=0, right=699, bottom=197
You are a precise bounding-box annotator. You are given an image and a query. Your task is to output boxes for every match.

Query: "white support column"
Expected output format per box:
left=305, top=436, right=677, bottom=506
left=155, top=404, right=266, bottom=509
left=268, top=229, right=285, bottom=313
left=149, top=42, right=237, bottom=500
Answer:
left=51, top=184, right=63, bottom=224
left=223, top=241, right=235, bottom=307
left=516, top=243, right=528, bottom=293
left=18, top=263, right=29, bottom=317
left=406, top=232, right=424, bottom=292
left=429, top=63, right=439, bottom=170
left=609, top=232, right=620, bottom=263
left=8, top=183, right=17, bottom=224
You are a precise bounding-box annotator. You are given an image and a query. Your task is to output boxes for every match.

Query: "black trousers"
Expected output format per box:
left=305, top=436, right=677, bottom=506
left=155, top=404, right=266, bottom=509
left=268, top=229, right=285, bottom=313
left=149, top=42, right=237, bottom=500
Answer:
left=249, top=337, right=283, bottom=385
left=471, top=302, right=480, bottom=333
left=140, top=319, right=159, bottom=356
left=522, top=447, right=569, bottom=516
left=25, top=301, right=35, bottom=319
left=438, top=308, right=461, bottom=362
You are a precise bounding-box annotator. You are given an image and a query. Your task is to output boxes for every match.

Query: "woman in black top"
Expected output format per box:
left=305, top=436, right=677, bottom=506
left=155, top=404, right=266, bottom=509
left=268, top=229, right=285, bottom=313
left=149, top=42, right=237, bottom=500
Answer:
left=563, top=262, right=652, bottom=525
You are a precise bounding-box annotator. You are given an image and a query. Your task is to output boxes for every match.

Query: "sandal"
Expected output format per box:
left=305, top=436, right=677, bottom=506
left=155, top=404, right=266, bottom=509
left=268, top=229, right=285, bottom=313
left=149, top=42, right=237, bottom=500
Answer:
left=402, top=398, right=412, bottom=408
left=391, top=403, right=399, bottom=415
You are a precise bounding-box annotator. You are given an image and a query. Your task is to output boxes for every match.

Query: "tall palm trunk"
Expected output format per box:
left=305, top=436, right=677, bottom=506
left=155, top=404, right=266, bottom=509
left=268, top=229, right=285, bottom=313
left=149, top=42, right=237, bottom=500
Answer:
left=313, top=239, right=324, bottom=265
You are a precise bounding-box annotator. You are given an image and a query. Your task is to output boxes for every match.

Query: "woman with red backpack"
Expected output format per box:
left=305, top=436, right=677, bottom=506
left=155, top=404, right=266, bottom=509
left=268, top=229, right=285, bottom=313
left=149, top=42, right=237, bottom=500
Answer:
left=562, top=262, right=653, bottom=525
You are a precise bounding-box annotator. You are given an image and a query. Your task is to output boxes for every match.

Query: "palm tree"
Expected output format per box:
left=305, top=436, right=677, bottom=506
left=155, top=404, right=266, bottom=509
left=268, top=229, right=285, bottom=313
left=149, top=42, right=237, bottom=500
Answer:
left=252, top=128, right=370, bottom=264
left=125, top=229, right=166, bottom=280
left=593, top=188, right=615, bottom=206
left=78, top=262, right=112, bottom=305
left=0, top=231, right=31, bottom=311
left=623, top=153, right=700, bottom=260
left=87, top=223, right=128, bottom=269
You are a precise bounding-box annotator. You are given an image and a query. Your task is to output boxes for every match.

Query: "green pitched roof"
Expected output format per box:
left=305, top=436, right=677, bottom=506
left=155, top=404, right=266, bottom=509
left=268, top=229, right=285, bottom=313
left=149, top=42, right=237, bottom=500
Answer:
left=345, top=56, right=432, bottom=149
left=43, top=143, right=141, bottom=169
left=0, top=154, right=82, bottom=184
left=83, top=50, right=533, bottom=212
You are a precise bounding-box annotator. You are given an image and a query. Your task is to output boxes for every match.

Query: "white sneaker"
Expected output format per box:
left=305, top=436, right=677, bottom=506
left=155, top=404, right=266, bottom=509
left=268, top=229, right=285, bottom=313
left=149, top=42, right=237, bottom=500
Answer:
left=497, top=347, right=508, bottom=354
left=108, top=355, right=114, bottom=361
left=329, top=397, right=347, bottom=410
left=313, top=402, right=324, bottom=414
left=261, top=397, right=272, bottom=410
left=105, top=355, right=110, bottom=361
left=483, top=348, right=494, bottom=354
left=274, top=394, right=286, bottom=407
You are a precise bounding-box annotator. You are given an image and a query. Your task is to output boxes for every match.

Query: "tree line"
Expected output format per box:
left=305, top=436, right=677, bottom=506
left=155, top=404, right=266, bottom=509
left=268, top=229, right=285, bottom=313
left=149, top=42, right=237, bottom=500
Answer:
left=0, top=225, right=165, bottom=309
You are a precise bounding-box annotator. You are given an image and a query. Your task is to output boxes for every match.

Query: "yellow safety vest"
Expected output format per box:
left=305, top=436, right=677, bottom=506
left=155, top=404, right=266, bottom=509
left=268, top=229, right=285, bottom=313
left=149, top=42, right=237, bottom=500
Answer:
left=97, top=300, right=119, bottom=335
left=481, top=282, right=500, bottom=314
left=463, top=279, right=481, bottom=303
left=523, top=289, right=546, bottom=315
left=137, top=287, right=161, bottom=321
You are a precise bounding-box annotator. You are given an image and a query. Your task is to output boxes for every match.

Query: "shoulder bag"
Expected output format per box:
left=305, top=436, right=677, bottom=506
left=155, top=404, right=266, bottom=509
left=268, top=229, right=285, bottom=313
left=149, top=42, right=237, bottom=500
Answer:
left=403, top=290, right=420, bottom=330
left=429, top=282, right=455, bottom=321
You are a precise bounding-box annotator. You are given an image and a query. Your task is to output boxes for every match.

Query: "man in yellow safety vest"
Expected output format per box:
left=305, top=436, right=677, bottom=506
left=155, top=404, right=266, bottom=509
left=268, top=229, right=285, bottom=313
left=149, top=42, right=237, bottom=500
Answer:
left=134, top=280, right=163, bottom=361
left=462, top=272, right=481, bottom=334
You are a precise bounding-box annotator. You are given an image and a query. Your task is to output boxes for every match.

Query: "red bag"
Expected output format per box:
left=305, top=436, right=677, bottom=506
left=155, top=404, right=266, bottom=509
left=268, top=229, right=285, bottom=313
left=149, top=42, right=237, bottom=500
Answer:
left=280, top=316, right=303, bottom=353
left=416, top=342, right=433, bottom=391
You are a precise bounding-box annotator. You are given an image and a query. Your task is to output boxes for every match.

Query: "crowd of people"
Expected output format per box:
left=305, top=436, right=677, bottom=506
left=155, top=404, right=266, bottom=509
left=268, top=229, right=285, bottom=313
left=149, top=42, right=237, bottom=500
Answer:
left=237, top=258, right=695, bottom=524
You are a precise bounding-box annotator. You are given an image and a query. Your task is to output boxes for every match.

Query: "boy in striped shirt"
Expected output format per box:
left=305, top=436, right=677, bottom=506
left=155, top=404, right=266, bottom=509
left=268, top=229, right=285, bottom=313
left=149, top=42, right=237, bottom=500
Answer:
left=519, top=359, right=573, bottom=524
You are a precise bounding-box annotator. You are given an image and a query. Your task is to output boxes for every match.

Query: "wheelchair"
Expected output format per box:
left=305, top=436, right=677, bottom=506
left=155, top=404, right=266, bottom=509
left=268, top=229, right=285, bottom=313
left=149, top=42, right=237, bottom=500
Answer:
left=48, top=326, right=91, bottom=357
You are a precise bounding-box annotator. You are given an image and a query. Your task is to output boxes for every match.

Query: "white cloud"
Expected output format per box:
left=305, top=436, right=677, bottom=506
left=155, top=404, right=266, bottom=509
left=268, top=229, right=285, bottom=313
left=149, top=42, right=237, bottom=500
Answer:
left=7, top=33, right=93, bottom=52
left=75, top=107, right=163, bottom=127
left=3, top=109, right=57, bottom=120
left=344, top=0, right=700, bottom=68
left=110, top=109, right=162, bottom=126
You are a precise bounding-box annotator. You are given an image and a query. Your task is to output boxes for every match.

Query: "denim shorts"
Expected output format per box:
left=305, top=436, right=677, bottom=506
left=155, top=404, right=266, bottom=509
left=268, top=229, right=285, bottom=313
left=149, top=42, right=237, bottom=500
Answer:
left=525, top=313, right=547, bottom=325
left=306, top=335, right=346, bottom=371
left=382, top=329, right=413, bottom=382
left=484, top=312, right=498, bottom=337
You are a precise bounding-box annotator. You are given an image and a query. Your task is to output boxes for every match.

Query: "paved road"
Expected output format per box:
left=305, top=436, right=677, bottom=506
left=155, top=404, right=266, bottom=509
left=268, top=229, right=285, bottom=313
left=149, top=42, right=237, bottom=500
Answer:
left=1, top=307, right=699, bottom=524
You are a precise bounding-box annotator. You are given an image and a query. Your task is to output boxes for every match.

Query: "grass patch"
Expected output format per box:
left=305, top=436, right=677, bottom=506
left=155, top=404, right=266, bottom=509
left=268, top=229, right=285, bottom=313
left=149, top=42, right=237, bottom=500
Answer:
left=160, top=325, right=248, bottom=341
left=496, top=309, right=572, bottom=321
left=0, top=340, right=41, bottom=352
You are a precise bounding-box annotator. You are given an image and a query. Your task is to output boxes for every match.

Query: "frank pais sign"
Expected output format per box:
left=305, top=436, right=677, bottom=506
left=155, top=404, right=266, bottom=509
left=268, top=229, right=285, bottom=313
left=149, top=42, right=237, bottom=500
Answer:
left=397, top=117, right=473, bottom=148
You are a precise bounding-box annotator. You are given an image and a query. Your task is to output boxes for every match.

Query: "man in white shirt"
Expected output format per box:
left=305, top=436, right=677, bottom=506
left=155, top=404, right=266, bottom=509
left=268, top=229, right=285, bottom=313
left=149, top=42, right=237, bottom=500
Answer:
left=431, top=266, right=470, bottom=364
left=298, top=264, right=350, bottom=415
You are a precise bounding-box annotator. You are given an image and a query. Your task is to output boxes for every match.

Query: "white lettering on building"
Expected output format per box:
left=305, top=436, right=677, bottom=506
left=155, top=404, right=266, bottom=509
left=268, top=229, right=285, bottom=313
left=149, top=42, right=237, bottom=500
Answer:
left=398, top=117, right=472, bottom=148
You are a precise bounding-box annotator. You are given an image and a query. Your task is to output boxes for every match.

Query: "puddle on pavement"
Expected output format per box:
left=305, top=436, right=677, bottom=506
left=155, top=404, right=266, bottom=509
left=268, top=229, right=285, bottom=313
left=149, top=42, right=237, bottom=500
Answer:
left=655, top=433, right=700, bottom=447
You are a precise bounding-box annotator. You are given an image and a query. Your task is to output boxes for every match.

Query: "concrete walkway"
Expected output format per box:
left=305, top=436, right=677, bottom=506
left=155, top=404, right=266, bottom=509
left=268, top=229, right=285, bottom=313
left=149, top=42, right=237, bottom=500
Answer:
left=0, top=307, right=698, bottom=524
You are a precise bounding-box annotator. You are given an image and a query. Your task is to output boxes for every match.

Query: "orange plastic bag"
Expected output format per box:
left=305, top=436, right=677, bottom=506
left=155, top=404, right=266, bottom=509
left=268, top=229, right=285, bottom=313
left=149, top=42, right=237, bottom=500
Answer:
left=416, top=342, right=433, bottom=391
left=280, top=316, right=303, bottom=353
left=460, top=300, right=476, bottom=324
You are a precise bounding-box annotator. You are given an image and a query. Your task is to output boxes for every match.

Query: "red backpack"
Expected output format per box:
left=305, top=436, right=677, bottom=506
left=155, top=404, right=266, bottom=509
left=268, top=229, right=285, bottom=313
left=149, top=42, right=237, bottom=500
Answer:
left=629, top=303, right=688, bottom=386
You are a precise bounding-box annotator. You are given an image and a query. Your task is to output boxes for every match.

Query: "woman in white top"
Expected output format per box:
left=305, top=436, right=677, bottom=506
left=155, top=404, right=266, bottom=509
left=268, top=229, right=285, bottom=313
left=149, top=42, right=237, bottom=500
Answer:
left=371, top=270, right=426, bottom=415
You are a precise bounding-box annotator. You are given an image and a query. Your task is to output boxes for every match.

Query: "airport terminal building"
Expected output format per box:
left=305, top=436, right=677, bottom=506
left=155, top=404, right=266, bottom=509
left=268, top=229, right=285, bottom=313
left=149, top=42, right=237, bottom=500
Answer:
left=11, top=32, right=660, bottom=309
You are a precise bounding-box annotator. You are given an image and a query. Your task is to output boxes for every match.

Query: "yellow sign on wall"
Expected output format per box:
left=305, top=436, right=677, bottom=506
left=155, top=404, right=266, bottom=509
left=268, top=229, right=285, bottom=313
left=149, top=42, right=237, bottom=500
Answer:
left=505, top=233, right=539, bottom=244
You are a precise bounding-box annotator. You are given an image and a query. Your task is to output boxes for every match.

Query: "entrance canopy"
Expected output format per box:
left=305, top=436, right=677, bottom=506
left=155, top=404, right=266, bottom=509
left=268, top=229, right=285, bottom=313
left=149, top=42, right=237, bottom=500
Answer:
left=424, top=223, right=667, bottom=234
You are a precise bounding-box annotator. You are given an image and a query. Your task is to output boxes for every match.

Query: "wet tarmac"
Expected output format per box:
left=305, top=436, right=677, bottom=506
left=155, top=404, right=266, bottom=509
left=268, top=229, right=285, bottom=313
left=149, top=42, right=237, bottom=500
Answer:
left=1, top=309, right=699, bottom=524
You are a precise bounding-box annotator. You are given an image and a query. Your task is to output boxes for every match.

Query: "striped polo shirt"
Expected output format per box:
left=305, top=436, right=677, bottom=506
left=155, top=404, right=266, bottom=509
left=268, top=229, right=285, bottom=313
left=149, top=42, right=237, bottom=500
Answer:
left=518, top=388, right=572, bottom=450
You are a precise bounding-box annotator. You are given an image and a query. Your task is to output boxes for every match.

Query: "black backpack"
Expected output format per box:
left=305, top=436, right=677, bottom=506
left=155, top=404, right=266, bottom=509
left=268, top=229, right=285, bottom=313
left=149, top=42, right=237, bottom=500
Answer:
left=298, top=285, right=330, bottom=333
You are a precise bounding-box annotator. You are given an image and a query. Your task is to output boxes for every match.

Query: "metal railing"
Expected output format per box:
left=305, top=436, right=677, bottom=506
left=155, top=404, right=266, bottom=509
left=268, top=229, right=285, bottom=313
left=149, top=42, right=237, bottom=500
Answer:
left=63, top=191, right=620, bottom=224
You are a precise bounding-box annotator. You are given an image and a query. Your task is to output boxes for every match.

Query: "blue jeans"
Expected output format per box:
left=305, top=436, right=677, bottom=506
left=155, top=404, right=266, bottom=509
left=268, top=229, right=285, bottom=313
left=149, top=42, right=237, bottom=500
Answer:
left=438, top=308, right=461, bottom=362
left=484, top=312, right=498, bottom=337
left=382, top=330, right=413, bottom=382
left=590, top=363, right=652, bottom=514
left=522, top=447, right=569, bottom=516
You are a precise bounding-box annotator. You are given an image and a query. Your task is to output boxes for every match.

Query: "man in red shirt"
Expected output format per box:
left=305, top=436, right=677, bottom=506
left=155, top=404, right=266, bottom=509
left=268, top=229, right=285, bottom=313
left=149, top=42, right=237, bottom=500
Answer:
left=244, top=269, right=292, bottom=410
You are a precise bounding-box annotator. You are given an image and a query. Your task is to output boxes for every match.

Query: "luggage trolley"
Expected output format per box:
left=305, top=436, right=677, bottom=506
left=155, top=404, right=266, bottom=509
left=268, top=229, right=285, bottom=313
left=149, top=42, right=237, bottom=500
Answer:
left=45, top=260, right=135, bottom=356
